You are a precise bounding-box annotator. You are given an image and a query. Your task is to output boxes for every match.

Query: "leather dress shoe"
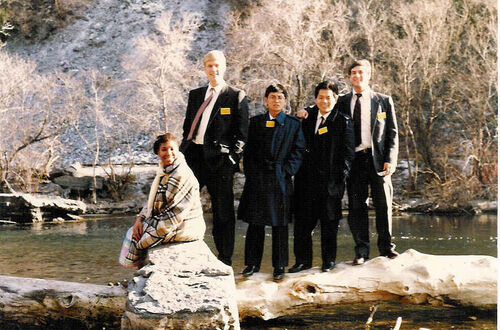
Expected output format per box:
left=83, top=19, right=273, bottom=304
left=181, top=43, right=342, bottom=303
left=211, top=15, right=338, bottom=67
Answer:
left=382, top=249, right=399, bottom=259
left=288, top=263, right=312, bottom=273
left=273, top=267, right=285, bottom=280
left=321, top=261, right=335, bottom=272
left=353, top=257, right=365, bottom=265
left=242, top=265, right=259, bottom=277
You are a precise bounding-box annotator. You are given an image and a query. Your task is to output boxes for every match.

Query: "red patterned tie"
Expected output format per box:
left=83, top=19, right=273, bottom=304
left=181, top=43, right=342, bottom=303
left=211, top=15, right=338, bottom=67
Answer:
left=187, top=88, right=215, bottom=141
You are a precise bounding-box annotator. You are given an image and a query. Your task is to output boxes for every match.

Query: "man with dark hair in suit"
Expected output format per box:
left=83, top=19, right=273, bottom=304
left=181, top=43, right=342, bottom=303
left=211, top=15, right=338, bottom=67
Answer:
left=336, top=59, right=399, bottom=265
left=238, top=83, right=305, bottom=280
left=180, top=50, right=249, bottom=266
left=290, top=80, right=354, bottom=273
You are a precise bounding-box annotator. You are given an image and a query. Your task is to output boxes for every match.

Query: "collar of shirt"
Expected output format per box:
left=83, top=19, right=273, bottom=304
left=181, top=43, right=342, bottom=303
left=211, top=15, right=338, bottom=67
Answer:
left=205, top=81, right=226, bottom=99
left=316, top=110, right=332, bottom=122
left=351, top=86, right=371, bottom=98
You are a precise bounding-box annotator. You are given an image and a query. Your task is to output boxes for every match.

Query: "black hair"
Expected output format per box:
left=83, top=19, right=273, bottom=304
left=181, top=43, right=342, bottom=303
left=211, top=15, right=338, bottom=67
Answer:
left=314, top=80, right=338, bottom=98
left=264, top=83, right=288, bottom=99
left=153, top=133, right=178, bottom=155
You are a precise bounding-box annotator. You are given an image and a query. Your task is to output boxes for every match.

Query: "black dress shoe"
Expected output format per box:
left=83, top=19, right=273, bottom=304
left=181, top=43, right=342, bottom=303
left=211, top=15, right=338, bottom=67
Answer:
left=381, top=249, right=399, bottom=259
left=288, top=263, right=312, bottom=273
left=273, top=267, right=285, bottom=280
left=242, top=265, right=259, bottom=277
left=353, top=257, right=365, bottom=265
left=321, top=261, right=335, bottom=272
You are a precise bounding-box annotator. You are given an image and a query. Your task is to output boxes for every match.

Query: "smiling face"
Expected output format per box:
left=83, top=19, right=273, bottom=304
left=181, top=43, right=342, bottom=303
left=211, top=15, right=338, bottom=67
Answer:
left=204, top=58, right=226, bottom=87
left=157, top=140, right=179, bottom=167
left=265, top=91, right=287, bottom=117
left=315, top=89, right=337, bottom=115
left=350, top=64, right=371, bottom=93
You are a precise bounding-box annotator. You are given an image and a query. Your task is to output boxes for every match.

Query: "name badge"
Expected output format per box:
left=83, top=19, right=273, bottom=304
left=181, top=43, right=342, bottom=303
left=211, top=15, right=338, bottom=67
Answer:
left=377, top=112, right=386, bottom=120
left=266, top=121, right=275, bottom=128
left=318, top=127, right=328, bottom=135
left=220, top=108, right=231, bottom=115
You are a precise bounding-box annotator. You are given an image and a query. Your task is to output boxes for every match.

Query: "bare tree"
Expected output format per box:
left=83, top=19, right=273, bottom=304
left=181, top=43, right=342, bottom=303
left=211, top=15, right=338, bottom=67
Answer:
left=122, top=11, right=201, bottom=136
left=227, top=0, right=352, bottom=113
left=0, top=51, right=79, bottom=191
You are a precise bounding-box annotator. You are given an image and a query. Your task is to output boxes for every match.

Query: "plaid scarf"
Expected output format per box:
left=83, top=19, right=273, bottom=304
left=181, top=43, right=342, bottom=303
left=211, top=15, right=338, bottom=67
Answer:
left=119, top=153, right=203, bottom=268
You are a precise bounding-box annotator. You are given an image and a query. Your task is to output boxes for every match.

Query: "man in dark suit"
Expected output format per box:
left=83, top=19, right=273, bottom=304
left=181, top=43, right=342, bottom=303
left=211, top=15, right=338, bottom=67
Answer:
left=238, top=83, right=305, bottom=280
left=180, top=50, right=249, bottom=266
left=290, top=80, right=354, bottom=273
left=337, top=59, right=399, bottom=265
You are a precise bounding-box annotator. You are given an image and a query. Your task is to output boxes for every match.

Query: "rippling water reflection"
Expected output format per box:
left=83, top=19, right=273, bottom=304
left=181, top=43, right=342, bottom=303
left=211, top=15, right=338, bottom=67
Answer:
left=0, top=213, right=496, bottom=284
left=0, top=213, right=496, bottom=328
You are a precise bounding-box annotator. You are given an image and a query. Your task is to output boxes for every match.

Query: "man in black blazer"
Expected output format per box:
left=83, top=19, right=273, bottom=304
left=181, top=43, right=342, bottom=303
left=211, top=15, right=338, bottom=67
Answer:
left=337, top=59, right=399, bottom=265
left=290, top=81, right=354, bottom=273
left=180, top=50, right=249, bottom=266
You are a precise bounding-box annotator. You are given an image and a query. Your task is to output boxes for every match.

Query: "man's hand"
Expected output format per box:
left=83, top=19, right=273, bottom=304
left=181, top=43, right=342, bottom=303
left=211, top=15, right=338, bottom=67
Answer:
left=132, top=216, right=144, bottom=240
left=383, top=162, right=391, bottom=176
left=296, top=109, right=308, bottom=119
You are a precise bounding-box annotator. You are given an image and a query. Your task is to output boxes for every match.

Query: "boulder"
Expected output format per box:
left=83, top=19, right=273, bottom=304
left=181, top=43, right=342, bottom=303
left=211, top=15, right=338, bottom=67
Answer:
left=0, top=275, right=125, bottom=329
left=0, top=193, right=86, bottom=223
left=236, top=249, right=497, bottom=320
left=122, top=240, right=240, bottom=329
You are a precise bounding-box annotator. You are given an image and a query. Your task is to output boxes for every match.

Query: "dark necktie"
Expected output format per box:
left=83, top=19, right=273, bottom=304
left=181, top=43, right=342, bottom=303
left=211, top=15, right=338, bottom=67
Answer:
left=353, top=93, right=362, bottom=146
left=187, top=88, right=215, bottom=141
left=316, top=116, right=325, bottom=134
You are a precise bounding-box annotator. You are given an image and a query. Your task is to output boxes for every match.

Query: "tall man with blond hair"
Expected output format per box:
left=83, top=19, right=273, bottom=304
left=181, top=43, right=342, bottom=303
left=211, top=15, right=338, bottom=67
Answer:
left=337, top=59, right=399, bottom=265
left=180, top=50, right=249, bottom=266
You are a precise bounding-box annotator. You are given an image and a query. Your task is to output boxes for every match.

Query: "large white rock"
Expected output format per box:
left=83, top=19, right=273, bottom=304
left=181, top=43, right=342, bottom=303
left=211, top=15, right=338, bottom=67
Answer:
left=122, top=240, right=240, bottom=329
left=235, top=249, right=497, bottom=320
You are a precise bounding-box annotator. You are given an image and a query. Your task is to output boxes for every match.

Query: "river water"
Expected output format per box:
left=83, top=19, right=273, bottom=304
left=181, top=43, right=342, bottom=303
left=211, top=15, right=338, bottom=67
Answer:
left=0, top=213, right=497, bottom=329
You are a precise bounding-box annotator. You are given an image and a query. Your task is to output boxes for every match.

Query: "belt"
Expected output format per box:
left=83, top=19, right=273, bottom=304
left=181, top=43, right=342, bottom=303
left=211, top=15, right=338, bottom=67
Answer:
left=356, top=148, right=372, bottom=154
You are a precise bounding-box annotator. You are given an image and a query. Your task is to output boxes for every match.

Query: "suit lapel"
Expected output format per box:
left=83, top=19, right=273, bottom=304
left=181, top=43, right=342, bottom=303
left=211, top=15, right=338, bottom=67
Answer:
left=342, top=92, right=353, bottom=117
left=208, top=85, right=229, bottom=127
left=271, top=111, right=286, bottom=157
left=370, top=91, right=380, bottom=133
left=306, top=106, right=319, bottom=138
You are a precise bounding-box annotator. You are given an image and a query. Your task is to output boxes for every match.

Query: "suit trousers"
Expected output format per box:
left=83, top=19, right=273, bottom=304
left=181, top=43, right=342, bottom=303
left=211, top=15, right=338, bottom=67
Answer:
left=244, top=224, right=288, bottom=269
left=293, top=185, right=341, bottom=266
left=184, top=142, right=235, bottom=265
left=347, top=151, right=394, bottom=259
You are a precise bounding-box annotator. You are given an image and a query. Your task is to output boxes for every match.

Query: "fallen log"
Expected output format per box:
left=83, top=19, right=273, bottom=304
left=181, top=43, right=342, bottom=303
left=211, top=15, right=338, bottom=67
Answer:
left=235, top=249, right=497, bottom=320
left=0, top=275, right=125, bottom=329
left=0, top=249, right=496, bottom=328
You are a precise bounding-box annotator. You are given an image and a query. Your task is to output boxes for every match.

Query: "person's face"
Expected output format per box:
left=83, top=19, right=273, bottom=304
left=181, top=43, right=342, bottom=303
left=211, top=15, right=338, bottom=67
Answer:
left=315, top=89, right=337, bottom=115
left=350, top=65, right=371, bottom=92
left=265, top=91, right=287, bottom=116
left=204, top=58, right=226, bottom=86
left=157, top=140, right=178, bottom=167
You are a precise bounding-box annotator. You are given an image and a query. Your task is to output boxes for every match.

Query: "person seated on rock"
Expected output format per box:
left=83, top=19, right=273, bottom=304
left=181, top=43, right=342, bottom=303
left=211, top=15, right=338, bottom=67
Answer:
left=119, top=133, right=206, bottom=268
left=238, top=83, right=306, bottom=280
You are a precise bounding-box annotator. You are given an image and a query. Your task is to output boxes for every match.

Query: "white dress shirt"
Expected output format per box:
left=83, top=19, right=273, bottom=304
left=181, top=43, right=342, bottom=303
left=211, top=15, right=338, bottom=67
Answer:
left=315, top=111, right=332, bottom=133
left=193, top=81, right=227, bottom=144
left=350, top=89, right=372, bottom=152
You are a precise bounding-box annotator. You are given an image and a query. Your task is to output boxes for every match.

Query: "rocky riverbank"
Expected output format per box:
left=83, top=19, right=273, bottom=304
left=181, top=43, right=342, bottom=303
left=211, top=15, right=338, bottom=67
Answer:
left=0, top=160, right=495, bottom=224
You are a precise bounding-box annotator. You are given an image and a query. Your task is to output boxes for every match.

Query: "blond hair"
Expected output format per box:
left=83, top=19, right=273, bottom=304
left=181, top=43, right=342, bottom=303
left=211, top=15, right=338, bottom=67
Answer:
left=203, top=50, right=226, bottom=67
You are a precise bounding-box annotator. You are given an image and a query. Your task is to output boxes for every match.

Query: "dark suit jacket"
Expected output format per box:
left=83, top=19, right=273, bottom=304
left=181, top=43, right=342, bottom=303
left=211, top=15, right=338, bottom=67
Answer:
left=180, top=84, right=249, bottom=171
left=294, top=105, right=354, bottom=207
left=337, top=90, right=398, bottom=173
left=238, top=111, right=306, bottom=226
